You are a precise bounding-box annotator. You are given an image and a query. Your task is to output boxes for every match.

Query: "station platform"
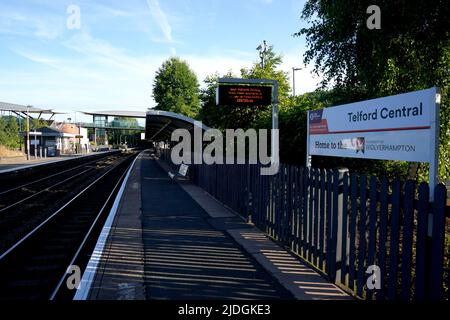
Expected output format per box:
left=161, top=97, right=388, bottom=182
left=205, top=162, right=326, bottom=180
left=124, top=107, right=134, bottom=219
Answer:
left=77, top=151, right=350, bottom=300
left=0, top=151, right=114, bottom=174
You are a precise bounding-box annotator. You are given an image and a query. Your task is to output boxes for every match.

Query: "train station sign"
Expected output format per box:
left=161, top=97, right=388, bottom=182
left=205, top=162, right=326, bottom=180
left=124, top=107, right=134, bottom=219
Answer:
left=307, top=87, right=440, bottom=163
left=306, top=87, right=440, bottom=191
left=216, top=83, right=273, bottom=107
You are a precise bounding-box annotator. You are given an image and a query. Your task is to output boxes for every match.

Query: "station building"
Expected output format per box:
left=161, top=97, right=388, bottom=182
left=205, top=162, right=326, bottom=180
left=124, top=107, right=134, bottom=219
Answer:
left=22, top=122, right=90, bottom=156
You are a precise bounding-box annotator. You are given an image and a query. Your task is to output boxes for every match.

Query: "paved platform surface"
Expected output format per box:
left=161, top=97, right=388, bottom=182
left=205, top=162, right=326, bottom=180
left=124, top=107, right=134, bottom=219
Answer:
left=84, top=151, right=350, bottom=300
left=0, top=151, right=113, bottom=174
left=0, top=154, right=88, bottom=173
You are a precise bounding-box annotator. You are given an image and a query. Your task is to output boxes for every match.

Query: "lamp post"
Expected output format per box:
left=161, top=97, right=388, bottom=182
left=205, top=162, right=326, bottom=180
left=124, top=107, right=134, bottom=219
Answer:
left=292, top=67, right=302, bottom=96
left=256, top=40, right=268, bottom=69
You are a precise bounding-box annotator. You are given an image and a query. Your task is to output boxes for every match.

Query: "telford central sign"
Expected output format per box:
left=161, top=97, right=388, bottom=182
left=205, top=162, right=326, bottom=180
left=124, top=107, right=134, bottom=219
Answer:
left=216, top=84, right=272, bottom=107
left=307, top=87, right=440, bottom=163
left=346, top=104, right=424, bottom=123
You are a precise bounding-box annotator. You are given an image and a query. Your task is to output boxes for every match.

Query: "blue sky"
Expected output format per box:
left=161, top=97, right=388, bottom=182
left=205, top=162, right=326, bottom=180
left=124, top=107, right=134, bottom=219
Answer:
left=0, top=0, right=321, bottom=121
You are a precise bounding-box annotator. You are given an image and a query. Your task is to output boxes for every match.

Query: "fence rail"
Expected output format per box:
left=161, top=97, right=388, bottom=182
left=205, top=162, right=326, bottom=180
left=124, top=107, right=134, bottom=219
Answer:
left=161, top=149, right=449, bottom=300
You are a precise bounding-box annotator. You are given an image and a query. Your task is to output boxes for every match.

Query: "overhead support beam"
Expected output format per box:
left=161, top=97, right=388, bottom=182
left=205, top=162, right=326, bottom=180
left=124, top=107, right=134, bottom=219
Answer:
left=149, top=120, right=172, bottom=141
left=19, top=112, right=34, bottom=120
left=12, top=111, right=26, bottom=119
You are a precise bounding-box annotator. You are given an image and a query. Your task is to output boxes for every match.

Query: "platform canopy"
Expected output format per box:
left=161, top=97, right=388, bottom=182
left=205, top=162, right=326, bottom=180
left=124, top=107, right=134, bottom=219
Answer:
left=0, top=101, right=66, bottom=119
left=145, top=109, right=209, bottom=142
left=80, top=110, right=147, bottom=118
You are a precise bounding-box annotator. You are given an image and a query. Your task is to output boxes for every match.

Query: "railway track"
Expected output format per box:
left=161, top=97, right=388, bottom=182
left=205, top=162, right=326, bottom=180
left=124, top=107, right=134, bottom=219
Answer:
left=0, top=154, right=118, bottom=211
left=0, top=151, right=139, bottom=300
left=0, top=151, right=120, bottom=193
left=0, top=153, right=128, bottom=253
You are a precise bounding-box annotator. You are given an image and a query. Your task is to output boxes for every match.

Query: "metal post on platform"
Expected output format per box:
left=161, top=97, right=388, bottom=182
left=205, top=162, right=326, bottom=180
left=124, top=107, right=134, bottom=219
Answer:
left=26, top=106, right=30, bottom=161
left=427, top=88, right=441, bottom=237
left=306, top=111, right=312, bottom=168
left=270, top=83, right=280, bottom=176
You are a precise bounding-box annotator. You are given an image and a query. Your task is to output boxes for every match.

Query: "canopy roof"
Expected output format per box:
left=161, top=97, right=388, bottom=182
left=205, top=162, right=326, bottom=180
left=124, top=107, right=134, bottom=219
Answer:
left=0, top=101, right=66, bottom=116
left=145, top=110, right=209, bottom=142
left=81, top=110, right=146, bottom=118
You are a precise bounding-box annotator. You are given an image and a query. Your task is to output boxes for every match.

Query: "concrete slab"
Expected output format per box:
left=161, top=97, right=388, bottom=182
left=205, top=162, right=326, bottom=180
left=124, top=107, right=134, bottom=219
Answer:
left=226, top=229, right=351, bottom=300
left=207, top=217, right=254, bottom=231
left=227, top=229, right=283, bottom=254
left=178, top=183, right=236, bottom=219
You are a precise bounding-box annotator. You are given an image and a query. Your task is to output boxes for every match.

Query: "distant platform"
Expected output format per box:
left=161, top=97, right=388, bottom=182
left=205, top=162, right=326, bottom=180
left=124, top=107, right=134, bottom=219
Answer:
left=0, top=151, right=116, bottom=174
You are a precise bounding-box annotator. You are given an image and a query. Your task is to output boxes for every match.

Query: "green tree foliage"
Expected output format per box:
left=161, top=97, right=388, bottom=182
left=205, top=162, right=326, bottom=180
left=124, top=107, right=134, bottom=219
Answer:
left=0, top=116, right=20, bottom=149
left=30, top=118, right=47, bottom=131
left=199, top=71, right=236, bottom=129
left=241, top=46, right=291, bottom=106
left=253, top=93, right=326, bottom=164
left=296, top=0, right=450, bottom=181
left=200, top=46, right=291, bottom=130
left=111, top=117, right=139, bottom=129
left=153, top=57, right=200, bottom=119
left=109, top=117, right=142, bottom=146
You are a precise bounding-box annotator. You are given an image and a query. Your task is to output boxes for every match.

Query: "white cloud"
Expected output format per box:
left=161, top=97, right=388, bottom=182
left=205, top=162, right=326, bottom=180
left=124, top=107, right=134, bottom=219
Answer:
left=0, top=7, right=63, bottom=40
left=146, top=0, right=173, bottom=43
left=7, top=39, right=321, bottom=115
left=62, top=32, right=159, bottom=75
left=12, top=49, right=111, bottom=82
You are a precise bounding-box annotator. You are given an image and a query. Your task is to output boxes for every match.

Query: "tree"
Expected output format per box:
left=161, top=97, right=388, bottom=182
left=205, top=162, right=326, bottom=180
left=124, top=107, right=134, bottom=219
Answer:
left=199, top=46, right=291, bottom=130
left=241, top=45, right=291, bottom=107
left=109, top=117, right=142, bottom=146
left=0, top=116, right=20, bottom=149
left=152, top=57, right=200, bottom=119
left=253, top=92, right=326, bottom=165
left=199, top=72, right=234, bottom=129
left=30, top=118, right=47, bottom=131
left=296, top=0, right=450, bottom=181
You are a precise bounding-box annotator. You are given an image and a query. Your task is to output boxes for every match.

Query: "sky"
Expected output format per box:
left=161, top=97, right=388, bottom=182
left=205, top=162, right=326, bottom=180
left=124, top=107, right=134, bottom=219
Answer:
left=0, top=0, right=321, bottom=121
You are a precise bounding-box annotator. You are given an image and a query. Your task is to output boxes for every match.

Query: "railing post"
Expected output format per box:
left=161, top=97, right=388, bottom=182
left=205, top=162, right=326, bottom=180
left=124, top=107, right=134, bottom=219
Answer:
left=331, top=168, right=349, bottom=282
left=247, top=164, right=253, bottom=223
left=429, top=184, right=447, bottom=300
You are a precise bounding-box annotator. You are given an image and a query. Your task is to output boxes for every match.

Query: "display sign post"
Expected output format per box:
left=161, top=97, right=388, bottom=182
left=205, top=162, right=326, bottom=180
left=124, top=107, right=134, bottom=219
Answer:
left=217, top=78, right=279, bottom=175
left=306, top=87, right=441, bottom=202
